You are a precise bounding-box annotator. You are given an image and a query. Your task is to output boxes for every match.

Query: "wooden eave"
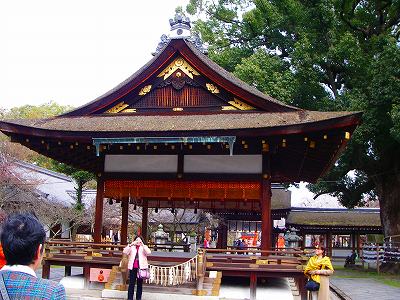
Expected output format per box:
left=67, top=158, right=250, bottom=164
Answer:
left=286, top=210, right=382, bottom=228
left=0, top=111, right=361, bottom=141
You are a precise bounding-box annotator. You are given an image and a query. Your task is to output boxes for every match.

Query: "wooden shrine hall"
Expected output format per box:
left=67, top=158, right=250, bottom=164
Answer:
left=0, top=16, right=361, bottom=251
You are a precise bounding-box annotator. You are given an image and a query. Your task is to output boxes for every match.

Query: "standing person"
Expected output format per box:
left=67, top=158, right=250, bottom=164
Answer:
left=123, top=235, right=151, bottom=300
left=0, top=213, right=66, bottom=299
left=277, top=234, right=285, bottom=250
left=0, top=210, right=7, bottom=269
left=113, top=232, right=119, bottom=245
left=304, top=245, right=334, bottom=300
left=203, top=237, right=210, bottom=248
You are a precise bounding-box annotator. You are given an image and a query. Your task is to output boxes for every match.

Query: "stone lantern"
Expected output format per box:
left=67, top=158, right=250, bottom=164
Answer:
left=284, top=227, right=303, bottom=249
left=152, top=224, right=169, bottom=245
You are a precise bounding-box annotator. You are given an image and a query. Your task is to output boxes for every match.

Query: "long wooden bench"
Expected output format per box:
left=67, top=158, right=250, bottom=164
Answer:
left=203, top=249, right=308, bottom=300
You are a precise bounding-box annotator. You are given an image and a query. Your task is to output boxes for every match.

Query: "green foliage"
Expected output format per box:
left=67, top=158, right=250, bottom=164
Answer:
left=233, top=49, right=295, bottom=104
left=51, top=161, right=95, bottom=209
left=2, top=101, right=73, bottom=119
left=187, top=0, right=400, bottom=236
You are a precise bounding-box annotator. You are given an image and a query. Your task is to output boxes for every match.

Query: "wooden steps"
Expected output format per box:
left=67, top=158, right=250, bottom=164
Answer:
left=104, top=267, right=222, bottom=296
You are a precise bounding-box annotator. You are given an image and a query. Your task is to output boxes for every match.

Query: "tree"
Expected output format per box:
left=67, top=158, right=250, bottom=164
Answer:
left=0, top=101, right=74, bottom=168
left=2, top=101, right=73, bottom=119
left=1, top=102, right=96, bottom=238
left=50, top=162, right=95, bottom=210
left=0, top=142, right=87, bottom=238
left=187, top=0, right=400, bottom=239
left=1, top=102, right=95, bottom=211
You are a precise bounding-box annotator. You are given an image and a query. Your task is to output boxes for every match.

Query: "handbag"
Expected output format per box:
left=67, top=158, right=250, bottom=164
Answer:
left=305, top=279, right=320, bottom=291
left=137, top=268, right=150, bottom=280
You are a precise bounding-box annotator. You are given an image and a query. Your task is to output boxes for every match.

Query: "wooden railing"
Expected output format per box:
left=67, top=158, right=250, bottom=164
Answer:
left=147, top=242, right=191, bottom=252
left=201, top=248, right=308, bottom=300
left=195, top=248, right=207, bottom=295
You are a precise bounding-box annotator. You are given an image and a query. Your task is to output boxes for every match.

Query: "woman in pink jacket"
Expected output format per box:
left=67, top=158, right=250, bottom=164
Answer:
left=123, top=235, right=151, bottom=300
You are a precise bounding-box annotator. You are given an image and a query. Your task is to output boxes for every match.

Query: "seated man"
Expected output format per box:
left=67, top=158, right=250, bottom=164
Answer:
left=0, top=213, right=66, bottom=299
left=344, top=251, right=357, bottom=267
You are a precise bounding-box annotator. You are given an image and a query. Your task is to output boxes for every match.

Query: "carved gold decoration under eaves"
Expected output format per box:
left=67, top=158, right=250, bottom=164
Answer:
left=158, top=57, right=200, bottom=80
left=206, top=83, right=220, bottom=94
left=221, top=106, right=237, bottom=111
left=139, top=85, right=152, bottom=96
left=106, top=102, right=129, bottom=114
left=121, top=108, right=137, bottom=113
left=228, top=98, right=256, bottom=110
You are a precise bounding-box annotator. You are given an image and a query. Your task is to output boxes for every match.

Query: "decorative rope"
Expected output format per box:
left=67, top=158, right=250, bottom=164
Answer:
left=147, top=255, right=198, bottom=286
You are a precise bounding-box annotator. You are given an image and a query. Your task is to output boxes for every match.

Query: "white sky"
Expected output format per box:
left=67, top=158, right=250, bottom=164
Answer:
left=0, top=0, right=190, bottom=109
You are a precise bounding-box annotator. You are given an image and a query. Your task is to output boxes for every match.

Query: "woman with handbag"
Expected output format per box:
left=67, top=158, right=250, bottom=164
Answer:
left=123, top=235, right=151, bottom=300
left=304, top=245, right=334, bottom=300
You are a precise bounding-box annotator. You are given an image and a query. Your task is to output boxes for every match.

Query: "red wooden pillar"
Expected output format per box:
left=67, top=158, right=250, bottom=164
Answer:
left=141, top=200, right=149, bottom=242
left=260, top=178, right=272, bottom=250
left=351, top=231, right=356, bottom=252
left=260, top=154, right=272, bottom=251
left=217, top=222, right=228, bottom=249
left=93, top=178, right=104, bottom=243
left=249, top=272, right=257, bottom=300
left=121, top=199, right=129, bottom=245
left=327, top=231, right=333, bottom=257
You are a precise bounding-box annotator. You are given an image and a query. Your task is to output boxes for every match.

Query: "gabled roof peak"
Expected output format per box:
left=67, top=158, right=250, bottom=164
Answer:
left=153, top=14, right=208, bottom=55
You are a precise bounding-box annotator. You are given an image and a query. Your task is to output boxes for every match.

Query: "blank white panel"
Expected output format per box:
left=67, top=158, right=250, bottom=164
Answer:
left=184, top=155, right=262, bottom=174
left=104, top=155, right=178, bottom=173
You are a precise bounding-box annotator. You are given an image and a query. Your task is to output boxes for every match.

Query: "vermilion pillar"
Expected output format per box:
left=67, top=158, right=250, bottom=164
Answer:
left=121, top=199, right=129, bottom=245
left=217, top=222, right=228, bottom=249
left=260, top=178, right=272, bottom=250
left=261, top=153, right=272, bottom=250
left=93, top=178, right=104, bottom=243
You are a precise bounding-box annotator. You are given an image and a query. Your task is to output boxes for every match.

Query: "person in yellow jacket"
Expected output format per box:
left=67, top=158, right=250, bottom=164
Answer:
left=304, top=245, right=334, bottom=300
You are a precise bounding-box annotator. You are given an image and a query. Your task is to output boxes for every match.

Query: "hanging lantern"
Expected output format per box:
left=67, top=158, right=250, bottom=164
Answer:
left=108, top=198, right=113, bottom=205
left=155, top=207, right=159, bottom=213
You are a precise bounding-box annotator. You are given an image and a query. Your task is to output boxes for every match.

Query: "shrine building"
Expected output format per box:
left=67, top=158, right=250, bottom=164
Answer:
left=0, top=16, right=362, bottom=250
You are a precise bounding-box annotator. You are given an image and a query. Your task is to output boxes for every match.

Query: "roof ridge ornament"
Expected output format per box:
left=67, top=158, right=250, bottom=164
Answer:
left=152, top=14, right=208, bottom=56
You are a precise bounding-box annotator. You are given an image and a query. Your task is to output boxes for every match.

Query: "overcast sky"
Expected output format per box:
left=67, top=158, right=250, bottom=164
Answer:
left=0, top=0, right=190, bottom=109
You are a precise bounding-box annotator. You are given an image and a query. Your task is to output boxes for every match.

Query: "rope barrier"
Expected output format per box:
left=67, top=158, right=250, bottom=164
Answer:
left=147, top=255, right=198, bottom=286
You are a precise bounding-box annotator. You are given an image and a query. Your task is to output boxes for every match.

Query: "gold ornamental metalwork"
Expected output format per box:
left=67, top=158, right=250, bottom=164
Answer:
left=106, top=102, right=129, bottom=113
left=249, top=264, right=259, bottom=268
left=206, top=83, right=220, bottom=94
left=228, top=98, right=255, bottom=110
left=158, top=57, right=200, bottom=80
left=122, top=108, right=137, bottom=113
left=139, top=85, right=152, bottom=96
left=221, top=106, right=237, bottom=110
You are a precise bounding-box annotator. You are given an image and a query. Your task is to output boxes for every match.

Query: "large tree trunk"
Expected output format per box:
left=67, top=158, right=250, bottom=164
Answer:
left=376, top=174, right=400, bottom=241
